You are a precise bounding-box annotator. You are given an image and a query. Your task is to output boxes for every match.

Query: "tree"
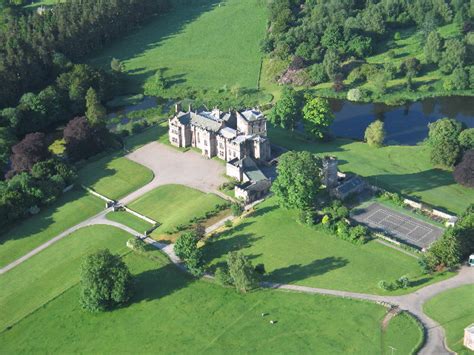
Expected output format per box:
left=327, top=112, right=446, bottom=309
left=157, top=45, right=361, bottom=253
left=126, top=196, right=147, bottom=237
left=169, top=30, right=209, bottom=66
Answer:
left=371, top=72, right=388, bottom=96
left=227, top=251, right=257, bottom=293
left=424, top=31, right=443, bottom=63
left=450, top=67, right=470, bottom=90
left=302, top=96, right=334, bottom=138
left=63, top=116, right=105, bottom=162
left=402, top=57, right=421, bottom=77
left=268, top=86, right=300, bottom=130
left=440, top=39, right=466, bottom=74
left=428, top=118, right=463, bottom=167
left=310, top=63, right=328, bottom=84
left=452, top=205, right=474, bottom=259
left=174, top=231, right=204, bottom=276
left=322, top=49, right=340, bottom=80
left=271, top=151, right=323, bottom=211
left=8, top=132, right=49, bottom=177
left=364, top=120, right=385, bottom=147
left=144, top=69, right=168, bottom=96
left=79, top=249, right=133, bottom=312
left=0, top=126, right=15, bottom=173
left=85, top=88, right=106, bottom=127
left=347, top=88, right=363, bottom=102
left=425, top=230, right=461, bottom=270
left=459, top=128, right=474, bottom=150
left=454, top=150, right=474, bottom=187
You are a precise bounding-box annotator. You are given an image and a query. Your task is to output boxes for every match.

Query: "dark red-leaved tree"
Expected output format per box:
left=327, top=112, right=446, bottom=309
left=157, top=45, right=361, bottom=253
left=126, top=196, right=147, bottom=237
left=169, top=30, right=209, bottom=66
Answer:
left=64, top=116, right=104, bottom=162
left=7, top=132, right=49, bottom=178
left=454, top=150, right=474, bottom=188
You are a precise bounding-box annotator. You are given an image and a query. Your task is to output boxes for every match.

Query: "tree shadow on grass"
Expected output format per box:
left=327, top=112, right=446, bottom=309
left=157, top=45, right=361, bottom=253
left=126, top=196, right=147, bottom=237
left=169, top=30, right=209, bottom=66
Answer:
left=266, top=257, right=349, bottom=284
left=203, top=231, right=262, bottom=265
left=131, top=262, right=193, bottom=304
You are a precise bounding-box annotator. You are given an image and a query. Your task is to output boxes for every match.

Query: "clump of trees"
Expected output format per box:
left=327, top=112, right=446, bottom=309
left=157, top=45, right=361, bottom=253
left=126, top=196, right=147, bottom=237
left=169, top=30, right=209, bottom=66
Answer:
left=364, top=120, right=385, bottom=147
left=215, top=251, right=258, bottom=293
left=80, top=249, right=133, bottom=312
left=174, top=231, right=204, bottom=276
left=271, top=151, right=323, bottom=213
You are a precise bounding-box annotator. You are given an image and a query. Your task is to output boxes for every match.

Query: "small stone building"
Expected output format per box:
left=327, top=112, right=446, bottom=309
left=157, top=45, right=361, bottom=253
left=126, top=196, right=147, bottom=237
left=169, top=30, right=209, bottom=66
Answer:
left=465, top=324, right=474, bottom=351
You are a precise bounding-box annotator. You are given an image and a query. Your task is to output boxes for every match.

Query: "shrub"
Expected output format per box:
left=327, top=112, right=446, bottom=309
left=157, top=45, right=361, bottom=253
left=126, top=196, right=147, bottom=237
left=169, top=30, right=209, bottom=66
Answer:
left=378, top=280, right=391, bottom=290
left=127, top=238, right=146, bottom=252
left=224, top=219, right=233, bottom=228
left=459, top=129, right=474, bottom=150
left=364, top=120, right=385, bottom=147
left=254, top=263, right=266, bottom=275
left=321, top=214, right=331, bottom=225
left=215, top=266, right=233, bottom=286
left=395, top=276, right=410, bottom=289
left=347, top=88, right=363, bottom=102
left=231, top=202, right=244, bottom=217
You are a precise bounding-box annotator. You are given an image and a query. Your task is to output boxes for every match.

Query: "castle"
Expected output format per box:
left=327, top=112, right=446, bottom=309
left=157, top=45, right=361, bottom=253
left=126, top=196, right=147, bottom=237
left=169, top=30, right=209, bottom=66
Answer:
left=169, top=105, right=272, bottom=202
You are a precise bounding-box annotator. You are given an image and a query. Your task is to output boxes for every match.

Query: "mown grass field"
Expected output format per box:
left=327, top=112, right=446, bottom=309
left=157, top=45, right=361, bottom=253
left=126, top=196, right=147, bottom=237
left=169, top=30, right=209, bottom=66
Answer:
left=0, top=225, right=131, bottom=331
left=383, top=312, right=424, bottom=355
left=128, top=184, right=226, bottom=238
left=90, top=0, right=267, bottom=94
left=203, top=198, right=451, bottom=295
left=106, top=211, right=154, bottom=233
left=269, top=126, right=474, bottom=215
left=424, top=285, right=474, bottom=354
left=0, top=189, right=103, bottom=268
left=0, top=246, right=421, bottom=354
left=77, top=155, right=153, bottom=200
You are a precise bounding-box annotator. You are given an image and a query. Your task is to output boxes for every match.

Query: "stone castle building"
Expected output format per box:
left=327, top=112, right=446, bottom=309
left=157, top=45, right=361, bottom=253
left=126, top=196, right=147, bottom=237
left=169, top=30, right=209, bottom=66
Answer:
left=169, top=106, right=271, bottom=162
left=169, top=105, right=272, bottom=203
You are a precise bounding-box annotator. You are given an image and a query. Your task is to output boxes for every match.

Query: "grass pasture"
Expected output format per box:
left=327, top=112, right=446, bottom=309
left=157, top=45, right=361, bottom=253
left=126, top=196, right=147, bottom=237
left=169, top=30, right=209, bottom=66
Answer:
left=0, top=189, right=103, bottom=268
left=203, top=198, right=451, bottom=295
left=424, top=285, right=474, bottom=354
left=78, top=155, right=153, bottom=200
left=0, top=225, right=131, bottom=332
left=128, top=184, right=226, bottom=239
left=90, top=0, right=267, bottom=94
left=383, top=312, right=424, bottom=355
left=269, top=125, right=474, bottom=215
left=0, top=247, right=422, bottom=354
left=106, top=211, right=154, bottom=234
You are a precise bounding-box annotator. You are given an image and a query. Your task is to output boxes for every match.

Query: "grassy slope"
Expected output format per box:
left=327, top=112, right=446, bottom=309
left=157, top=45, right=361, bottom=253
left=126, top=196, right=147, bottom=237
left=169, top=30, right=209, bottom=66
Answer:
left=106, top=211, right=153, bottom=233
left=203, top=198, right=450, bottom=295
left=0, top=225, right=131, bottom=331
left=77, top=155, right=153, bottom=200
left=89, top=0, right=267, bottom=93
left=0, top=248, right=420, bottom=354
left=424, top=285, right=474, bottom=354
left=0, top=189, right=103, bottom=268
left=129, top=184, right=225, bottom=237
left=383, top=312, right=424, bottom=355
left=269, top=126, right=474, bottom=214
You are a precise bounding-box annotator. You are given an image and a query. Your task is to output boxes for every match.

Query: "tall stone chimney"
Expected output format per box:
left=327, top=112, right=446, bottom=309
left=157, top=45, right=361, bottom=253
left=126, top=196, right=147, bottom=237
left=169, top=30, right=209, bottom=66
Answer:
left=322, top=156, right=338, bottom=188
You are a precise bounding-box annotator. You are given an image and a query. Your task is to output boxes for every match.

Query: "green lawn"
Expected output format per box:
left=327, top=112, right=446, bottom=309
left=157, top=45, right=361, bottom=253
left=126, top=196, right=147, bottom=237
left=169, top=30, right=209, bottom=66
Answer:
left=128, top=184, right=226, bottom=237
left=0, top=247, right=421, bottom=354
left=106, top=211, right=154, bottom=234
left=89, top=0, right=267, bottom=93
left=424, top=285, right=474, bottom=354
left=0, top=225, right=131, bottom=331
left=383, top=312, right=424, bottom=355
left=203, top=198, right=451, bottom=295
left=0, top=189, right=103, bottom=268
left=77, top=155, right=153, bottom=200
left=269, top=126, right=474, bottom=215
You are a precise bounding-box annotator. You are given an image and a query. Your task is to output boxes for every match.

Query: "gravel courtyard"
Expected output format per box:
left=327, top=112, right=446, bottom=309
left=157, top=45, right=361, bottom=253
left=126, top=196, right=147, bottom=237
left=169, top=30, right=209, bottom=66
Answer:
left=121, top=142, right=227, bottom=204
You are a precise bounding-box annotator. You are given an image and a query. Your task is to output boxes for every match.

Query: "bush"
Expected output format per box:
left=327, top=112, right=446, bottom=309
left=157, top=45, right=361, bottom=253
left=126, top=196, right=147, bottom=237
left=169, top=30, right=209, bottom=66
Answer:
left=454, top=150, right=474, bottom=188
left=347, top=88, right=363, bottom=102
left=254, top=263, right=266, bottom=275
left=127, top=238, right=146, bottom=252
left=395, top=276, right=410, bottom=289
left=224, top=219, right=233, bottom=228
left=79, top=249, right=133, bottom=312
left=364, top=120, right=385, bottom=147
left=215, top=266, right=233, bottom=286
left=231, top=202, right=244, bottom=217
left=378, top=280, right=391, bottom=290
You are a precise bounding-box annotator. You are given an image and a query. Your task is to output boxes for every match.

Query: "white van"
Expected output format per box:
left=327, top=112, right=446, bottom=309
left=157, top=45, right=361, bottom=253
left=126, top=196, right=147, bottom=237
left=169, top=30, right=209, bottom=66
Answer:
left=469, top=254, right=474, bottom=267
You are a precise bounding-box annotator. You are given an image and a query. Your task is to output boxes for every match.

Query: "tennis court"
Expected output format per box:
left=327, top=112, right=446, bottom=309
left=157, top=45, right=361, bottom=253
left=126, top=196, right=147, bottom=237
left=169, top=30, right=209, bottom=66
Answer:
left=351, top=203, right=444, bottom=249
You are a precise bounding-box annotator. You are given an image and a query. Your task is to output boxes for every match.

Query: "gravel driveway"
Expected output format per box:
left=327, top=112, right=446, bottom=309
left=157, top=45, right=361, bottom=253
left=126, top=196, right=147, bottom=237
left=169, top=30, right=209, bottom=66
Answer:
left=121, top=142, right=227, bottom=204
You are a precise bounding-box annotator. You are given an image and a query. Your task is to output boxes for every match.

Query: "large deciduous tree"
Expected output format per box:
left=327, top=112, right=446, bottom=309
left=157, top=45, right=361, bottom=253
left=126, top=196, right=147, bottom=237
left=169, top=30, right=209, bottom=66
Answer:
left=174, top=231, right=204, bottom=276
left=272, top=151, right=323, bottom=211
left=8, top=132, right=49, bottom=178
left=85, top=87, right=106, bottom=127
left=80, top=249, right=133, bottom=312
left=439, top=39, right=466, bottom=74
left=424, top=31, right=443, bottom=64
left=454, top=150, right=474, bottom=188
left=459, top=129, right=474, bottom=151
left=302, top=96, right=334, bottom=138
left=428, top=118, right=463, bottom=167
left=63, top=116, right=105, bottom=162
left=268, top=86, right=300, bottom=130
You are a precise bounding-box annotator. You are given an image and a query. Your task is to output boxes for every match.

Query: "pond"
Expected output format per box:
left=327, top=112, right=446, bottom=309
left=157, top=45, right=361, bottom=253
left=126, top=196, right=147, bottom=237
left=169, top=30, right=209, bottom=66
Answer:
left=329, top=96, right=474, bottom=145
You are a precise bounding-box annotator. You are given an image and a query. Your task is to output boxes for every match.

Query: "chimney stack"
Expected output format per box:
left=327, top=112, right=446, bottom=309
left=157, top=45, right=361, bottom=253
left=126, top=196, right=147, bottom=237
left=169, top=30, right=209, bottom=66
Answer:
left=175, top=103, right=181, bottom=113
